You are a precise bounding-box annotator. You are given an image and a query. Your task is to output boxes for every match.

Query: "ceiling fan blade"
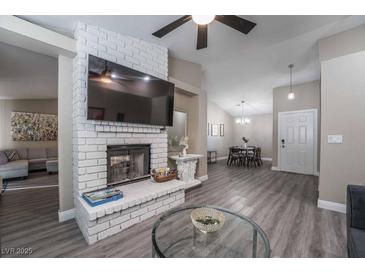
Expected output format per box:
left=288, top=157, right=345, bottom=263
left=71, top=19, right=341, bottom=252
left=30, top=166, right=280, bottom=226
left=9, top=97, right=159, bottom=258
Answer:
left=152, top=15, right=192, bottom=38
left=197, top=24, right=208, bottom=50
left=215, top=15, right=256, bottom=34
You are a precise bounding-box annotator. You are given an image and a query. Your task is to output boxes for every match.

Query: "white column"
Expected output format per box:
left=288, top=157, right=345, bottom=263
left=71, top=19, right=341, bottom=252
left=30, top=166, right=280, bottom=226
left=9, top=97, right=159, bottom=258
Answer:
left=58, top=55, right=75, bottom=222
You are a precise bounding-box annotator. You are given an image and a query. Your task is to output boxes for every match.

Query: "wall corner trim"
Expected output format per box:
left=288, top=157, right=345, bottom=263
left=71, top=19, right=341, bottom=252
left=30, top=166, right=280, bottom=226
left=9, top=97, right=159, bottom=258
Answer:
left=197, top=175, right=208, bottom=182
left=317, top=200, right=346, bottom=214
left=271, top=166, right=280, bottom=171
left=58, top=208, right=75, bottom=222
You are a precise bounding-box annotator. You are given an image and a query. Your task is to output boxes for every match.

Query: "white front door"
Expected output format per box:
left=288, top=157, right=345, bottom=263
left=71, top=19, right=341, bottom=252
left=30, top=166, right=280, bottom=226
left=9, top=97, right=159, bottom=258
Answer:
left=279, top=109, right=316, bottom=175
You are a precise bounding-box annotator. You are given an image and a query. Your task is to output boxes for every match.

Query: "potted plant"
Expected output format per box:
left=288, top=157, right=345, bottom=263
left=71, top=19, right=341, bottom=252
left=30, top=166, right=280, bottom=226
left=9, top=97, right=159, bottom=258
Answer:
left=242, top=137, right=249, bottom=148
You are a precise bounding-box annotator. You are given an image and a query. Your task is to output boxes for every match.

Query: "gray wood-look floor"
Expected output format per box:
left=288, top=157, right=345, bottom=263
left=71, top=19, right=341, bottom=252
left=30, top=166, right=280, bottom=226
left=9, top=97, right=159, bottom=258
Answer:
left=5, top=171, right=58, bottom=190
left=0, top=160, right=347, bottom=258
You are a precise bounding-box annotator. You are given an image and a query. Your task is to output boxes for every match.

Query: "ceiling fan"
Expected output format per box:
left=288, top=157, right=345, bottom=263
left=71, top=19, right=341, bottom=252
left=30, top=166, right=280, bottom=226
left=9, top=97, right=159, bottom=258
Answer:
left=152, top=15, right=256, bottom=50
left=89, top=60, right=152, bottom=84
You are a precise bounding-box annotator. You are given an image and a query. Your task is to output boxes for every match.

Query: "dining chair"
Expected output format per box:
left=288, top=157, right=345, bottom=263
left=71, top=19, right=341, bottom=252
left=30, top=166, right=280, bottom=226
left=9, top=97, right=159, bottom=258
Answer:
left=256, top=147, right=263, bottom=166
left=246, top=146, right=260, bottom=168
left=228, top=147, right=243, bottom=166
left=227, top=146, right=238, bottom=165
left=240, top=148, right=248, bottom=166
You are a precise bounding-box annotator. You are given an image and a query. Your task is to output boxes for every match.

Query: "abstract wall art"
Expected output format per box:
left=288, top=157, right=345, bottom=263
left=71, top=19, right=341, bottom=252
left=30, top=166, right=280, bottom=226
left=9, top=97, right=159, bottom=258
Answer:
left=11, top=111, right=58, bottom=141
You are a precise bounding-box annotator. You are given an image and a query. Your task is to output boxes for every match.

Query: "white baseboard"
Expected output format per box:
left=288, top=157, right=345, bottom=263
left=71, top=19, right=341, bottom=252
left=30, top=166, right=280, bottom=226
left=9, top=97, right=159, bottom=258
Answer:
left=262, top=157, right=272, bottom=161
left=216, top=156, right=228, bottom=161
left=6, top=184, right=58, bottom=191
left=317, top=200, right=346, bottom=214
left=271, top=166, right=280, bottom=171
left=197, top=175, right=208, bottom=182
left=58, top=208, right=75, bottom=222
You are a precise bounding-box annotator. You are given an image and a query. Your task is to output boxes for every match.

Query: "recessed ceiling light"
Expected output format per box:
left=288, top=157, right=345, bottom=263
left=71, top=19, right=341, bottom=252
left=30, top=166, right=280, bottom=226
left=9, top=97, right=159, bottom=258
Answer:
left=144, top=76, right=150, bottom=81
left=111, top=73, right=117, bottom=79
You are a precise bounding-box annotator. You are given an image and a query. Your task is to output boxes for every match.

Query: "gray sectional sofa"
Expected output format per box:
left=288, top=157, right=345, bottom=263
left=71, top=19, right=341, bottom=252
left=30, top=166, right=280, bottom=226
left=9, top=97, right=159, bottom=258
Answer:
left=0, top=147, right=58, bottom=180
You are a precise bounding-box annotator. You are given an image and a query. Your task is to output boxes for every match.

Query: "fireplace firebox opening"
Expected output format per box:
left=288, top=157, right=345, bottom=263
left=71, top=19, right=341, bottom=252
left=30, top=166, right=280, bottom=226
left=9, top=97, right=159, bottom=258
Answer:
left=107, top=144, right=150, bottom=186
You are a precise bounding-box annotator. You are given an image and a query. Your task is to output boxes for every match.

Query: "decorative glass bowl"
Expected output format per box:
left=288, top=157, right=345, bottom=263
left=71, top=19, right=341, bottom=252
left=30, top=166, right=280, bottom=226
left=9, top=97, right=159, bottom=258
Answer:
left=191, top=207, right=225, bottom=233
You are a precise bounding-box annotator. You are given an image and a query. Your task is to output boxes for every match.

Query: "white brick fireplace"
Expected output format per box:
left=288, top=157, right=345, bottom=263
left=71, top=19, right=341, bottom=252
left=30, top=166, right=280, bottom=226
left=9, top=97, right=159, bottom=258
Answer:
left=72, top=22, right=184, bottom=244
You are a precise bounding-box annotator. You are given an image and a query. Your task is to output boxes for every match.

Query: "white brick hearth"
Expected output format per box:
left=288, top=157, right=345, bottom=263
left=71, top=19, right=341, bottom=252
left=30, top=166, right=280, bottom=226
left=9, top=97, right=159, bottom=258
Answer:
left=72, top=22, right=181, bottom=244
left=76, top=179, right=185, bottom=244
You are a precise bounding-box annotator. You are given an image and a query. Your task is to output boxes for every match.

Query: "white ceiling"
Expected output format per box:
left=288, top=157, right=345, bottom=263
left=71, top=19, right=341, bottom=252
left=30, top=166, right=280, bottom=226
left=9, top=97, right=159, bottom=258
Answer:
left=16, top=15, right=365, bottom=115
left=0, top=41, right=57, bottom=99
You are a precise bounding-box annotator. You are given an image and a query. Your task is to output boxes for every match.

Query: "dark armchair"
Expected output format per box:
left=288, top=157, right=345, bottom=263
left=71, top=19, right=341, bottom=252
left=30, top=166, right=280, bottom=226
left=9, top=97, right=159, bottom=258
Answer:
left=347, top=184, right=365, bottom=257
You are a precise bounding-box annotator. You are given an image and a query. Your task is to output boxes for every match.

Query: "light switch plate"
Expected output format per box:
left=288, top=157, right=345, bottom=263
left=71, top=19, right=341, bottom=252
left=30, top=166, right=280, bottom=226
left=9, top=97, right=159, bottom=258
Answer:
left=328, top=135, right=343, bottom=144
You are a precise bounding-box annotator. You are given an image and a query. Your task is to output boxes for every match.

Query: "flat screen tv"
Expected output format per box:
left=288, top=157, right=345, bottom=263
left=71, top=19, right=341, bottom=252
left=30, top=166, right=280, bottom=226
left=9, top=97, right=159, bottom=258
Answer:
left=87, top=55, right=175, bottom=126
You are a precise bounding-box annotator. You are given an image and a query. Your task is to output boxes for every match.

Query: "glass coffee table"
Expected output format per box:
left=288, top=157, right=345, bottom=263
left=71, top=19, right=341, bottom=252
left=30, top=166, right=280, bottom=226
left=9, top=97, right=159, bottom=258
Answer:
left=152, top=205, right=270, bottom=258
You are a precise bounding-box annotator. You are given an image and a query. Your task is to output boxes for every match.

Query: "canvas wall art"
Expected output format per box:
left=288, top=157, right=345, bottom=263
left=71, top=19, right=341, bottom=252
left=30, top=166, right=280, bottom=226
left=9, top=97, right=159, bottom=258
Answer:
left=11, top=111, right=58, bottom=141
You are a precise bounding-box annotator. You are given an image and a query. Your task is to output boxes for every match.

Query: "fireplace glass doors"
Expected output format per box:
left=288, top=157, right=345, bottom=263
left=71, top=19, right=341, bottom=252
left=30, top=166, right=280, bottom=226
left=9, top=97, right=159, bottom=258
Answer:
left=107, top=144, right=150, bottom=186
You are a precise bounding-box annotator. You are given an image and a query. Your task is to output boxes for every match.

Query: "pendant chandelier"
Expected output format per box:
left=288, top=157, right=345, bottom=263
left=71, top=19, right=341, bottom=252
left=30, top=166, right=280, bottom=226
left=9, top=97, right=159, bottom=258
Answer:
left=288, top=64, right=295, bottom=100
left=235, top=101, right=251, bottom=125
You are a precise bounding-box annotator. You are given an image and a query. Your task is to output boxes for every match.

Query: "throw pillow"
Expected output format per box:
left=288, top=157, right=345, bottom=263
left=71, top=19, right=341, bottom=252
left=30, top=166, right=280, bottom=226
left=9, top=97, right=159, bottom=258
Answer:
left=0, top=151, right=8, bottom=165
left=5, top=149, right=21, bottom=162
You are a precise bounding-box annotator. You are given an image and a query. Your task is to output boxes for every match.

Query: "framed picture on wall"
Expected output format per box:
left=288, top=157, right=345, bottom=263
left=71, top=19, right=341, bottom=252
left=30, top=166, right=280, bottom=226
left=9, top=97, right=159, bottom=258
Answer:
left=220, top=124, right=224, bottom=136
left=207, top=122, right=210, bottom=136
left=211, top=124, right=219, bottom=136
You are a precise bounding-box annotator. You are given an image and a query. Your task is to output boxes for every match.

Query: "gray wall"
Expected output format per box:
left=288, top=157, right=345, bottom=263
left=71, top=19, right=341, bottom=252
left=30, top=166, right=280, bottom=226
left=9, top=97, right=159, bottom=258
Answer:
left=318, top=25, right=365, bottom=204
left=168, top=57, right=202, bottom=88
left=207, top=101, right=234, bottom=158
left=233, top=113, right=273, bottom=159
left=0, top=98, right=58, bottom=150
left=172, top=89, right=207, bottom=177
left=167, top=110, right=187, bottom=153
left=168, top=57, right=207, bottom=178
left=272, top=80, right=321, bottom=169
left=319, top=24, right=365, bottom=62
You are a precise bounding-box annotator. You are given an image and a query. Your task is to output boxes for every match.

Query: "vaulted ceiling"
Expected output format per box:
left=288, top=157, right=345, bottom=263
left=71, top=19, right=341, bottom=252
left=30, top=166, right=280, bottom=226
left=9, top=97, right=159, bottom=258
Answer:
left=17, top=15, right=365, bottom=115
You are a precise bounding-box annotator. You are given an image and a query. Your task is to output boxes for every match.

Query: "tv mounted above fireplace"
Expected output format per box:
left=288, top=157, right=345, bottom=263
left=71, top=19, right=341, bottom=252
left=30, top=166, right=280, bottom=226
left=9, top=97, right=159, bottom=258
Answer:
left=87, top=55, right=175, bottom=126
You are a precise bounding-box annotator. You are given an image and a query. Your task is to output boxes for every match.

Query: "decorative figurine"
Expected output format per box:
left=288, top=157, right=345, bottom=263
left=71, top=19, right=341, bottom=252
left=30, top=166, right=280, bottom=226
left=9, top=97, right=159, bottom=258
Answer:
left=242, top=136, right=249, bottom=148
left=179, top=136, right=189, bottom=156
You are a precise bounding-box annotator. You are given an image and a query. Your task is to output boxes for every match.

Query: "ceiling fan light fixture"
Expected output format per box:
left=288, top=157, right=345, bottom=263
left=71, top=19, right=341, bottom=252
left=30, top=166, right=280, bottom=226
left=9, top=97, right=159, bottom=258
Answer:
left=100, top=76, right=112, bottom=84
left=192, top=15, right=215, bottom=25
left=100, top=61, right=112, bottom=83
left=152, top=15, right=256, bottom=50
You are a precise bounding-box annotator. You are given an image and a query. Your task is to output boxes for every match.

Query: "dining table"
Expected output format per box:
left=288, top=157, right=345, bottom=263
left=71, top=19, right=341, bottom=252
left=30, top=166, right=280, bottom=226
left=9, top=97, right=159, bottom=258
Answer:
left=227, top=146, right=262, bottom=167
